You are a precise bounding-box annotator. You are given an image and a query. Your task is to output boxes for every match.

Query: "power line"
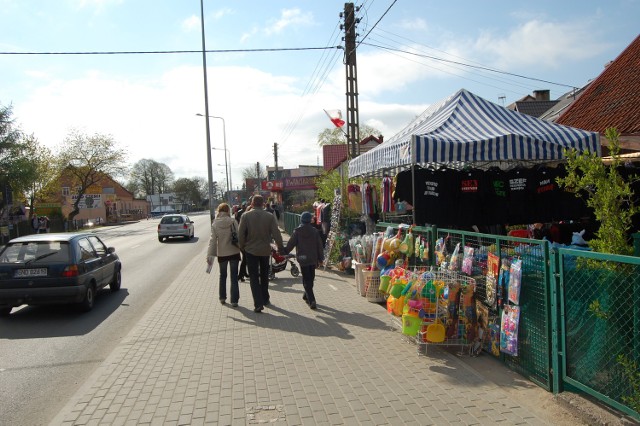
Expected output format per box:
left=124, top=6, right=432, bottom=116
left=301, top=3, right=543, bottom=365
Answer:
left=361, top=41, right=578, bottom=89
left=356, top=0, right=397, bottom=48
left=0, top=46, right=340, bottom=56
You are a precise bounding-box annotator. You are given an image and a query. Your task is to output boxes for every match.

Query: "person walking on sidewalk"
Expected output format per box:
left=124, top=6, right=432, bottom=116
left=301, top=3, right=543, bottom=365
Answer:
left=238, top=195, right=284, bottom=313
left=283, top=211, right=324, bottom=309
left=235, top=200, right=249, bottom=282
left=207, top=203, right=241, bottom=307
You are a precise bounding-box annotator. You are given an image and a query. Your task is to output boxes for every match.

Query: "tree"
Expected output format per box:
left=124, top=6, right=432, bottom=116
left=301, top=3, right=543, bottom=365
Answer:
left=173, top=177, right=205, bottom=208
left=557, top=127, right=639, bottom=255
left=20, top=134, right=59, bottom=218
left=127, top=159, right=174, bottom=197
left=0, top=106, right=58, bottom=222
left=317, top=123, right=381, bottom=146
left=56, top=130, right=128, bottom=221
left=241, top=163, right=267, bottom=180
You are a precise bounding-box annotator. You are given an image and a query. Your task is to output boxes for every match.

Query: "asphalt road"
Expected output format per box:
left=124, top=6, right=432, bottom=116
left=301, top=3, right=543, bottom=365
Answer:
left=0, top=213, right=212, bottom=426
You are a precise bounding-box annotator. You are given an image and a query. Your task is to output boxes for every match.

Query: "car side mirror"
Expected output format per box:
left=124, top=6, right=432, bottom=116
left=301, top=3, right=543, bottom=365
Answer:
left=108, top=247, right=116, bottom=254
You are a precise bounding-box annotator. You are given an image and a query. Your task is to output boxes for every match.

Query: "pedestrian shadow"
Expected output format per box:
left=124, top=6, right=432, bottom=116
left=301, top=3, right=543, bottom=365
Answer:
left=230, top=299, right=388, bottom=340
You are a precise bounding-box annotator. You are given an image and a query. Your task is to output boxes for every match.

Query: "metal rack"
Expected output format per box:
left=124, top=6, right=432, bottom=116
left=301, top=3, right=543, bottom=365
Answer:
left=416, top=270, right=477, bottom=356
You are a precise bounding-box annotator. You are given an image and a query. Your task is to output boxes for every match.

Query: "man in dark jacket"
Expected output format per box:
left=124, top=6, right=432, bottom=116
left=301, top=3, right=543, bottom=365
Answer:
left=283, top=211, right=324, bottom=309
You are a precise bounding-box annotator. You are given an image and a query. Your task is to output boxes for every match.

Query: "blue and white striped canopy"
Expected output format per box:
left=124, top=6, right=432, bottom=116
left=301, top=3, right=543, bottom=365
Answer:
left=348, top=89, right=601, bottom=177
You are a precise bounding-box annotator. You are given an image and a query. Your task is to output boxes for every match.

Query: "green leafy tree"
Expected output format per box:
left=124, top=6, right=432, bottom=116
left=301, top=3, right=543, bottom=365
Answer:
left=173, top=177, right=205, bottom=207
left=21, top=135, right=58, bottom=217
left=56, top=130, right=128, bottom=221
left=0, top=104, right=26, bottom=212
left=557, top=128, right=638, bottom=255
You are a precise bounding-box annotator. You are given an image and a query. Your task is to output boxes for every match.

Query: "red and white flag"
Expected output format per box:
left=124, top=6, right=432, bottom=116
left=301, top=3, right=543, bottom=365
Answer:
left=323, top=109, right=345, bottom=128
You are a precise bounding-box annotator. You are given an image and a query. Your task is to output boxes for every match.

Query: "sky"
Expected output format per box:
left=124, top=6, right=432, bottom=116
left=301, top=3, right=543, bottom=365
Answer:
left=1, top=0, right=639, bottom=191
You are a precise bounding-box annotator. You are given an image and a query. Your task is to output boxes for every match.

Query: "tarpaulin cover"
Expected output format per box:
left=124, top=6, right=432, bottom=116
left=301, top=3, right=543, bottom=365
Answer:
left=349, top=89, right=600, bottom=177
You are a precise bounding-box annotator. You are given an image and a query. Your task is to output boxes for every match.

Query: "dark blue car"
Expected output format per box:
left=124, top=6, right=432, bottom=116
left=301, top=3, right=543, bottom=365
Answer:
left=0, top=232, right=122, bottom=316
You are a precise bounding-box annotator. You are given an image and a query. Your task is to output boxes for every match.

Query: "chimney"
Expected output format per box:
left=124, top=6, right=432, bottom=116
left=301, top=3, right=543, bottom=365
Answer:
left=533, top=90, right=550, bottom=101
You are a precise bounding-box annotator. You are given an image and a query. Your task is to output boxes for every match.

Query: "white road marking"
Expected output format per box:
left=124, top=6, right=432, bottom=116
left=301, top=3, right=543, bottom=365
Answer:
left=328, top=284, right=337, bottom=291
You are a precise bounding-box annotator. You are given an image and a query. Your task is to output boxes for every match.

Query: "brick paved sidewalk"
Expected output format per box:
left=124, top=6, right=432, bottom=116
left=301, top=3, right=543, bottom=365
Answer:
left=50, top=249, right=591, bottom=425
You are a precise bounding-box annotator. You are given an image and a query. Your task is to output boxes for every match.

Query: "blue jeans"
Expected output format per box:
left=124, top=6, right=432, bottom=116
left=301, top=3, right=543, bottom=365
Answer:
left=245, top=252, right=270, bottom=309
left=218, top=258, right=239, bottom=303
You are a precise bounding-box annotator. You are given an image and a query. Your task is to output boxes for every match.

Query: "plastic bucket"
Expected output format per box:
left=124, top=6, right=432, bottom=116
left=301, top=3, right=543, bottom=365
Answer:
left=402, top=314, right=421, bottom=336
left=389, top=283, right=404, bottom=298
left=379, top=275, right=392, bottom=293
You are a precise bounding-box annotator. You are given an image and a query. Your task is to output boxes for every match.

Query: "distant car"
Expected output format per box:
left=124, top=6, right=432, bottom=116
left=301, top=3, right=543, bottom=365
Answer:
left=157, top=214, right=194, bottom=242
left=0, top=232, right=122, bottom=316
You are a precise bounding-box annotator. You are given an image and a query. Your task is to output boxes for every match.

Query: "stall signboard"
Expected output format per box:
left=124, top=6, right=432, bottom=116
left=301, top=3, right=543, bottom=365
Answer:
left=261, top=180, right=283, bottom=191
left=283, top=176, right=317, bottom=190
left=71, top=194, right=103, bottom=209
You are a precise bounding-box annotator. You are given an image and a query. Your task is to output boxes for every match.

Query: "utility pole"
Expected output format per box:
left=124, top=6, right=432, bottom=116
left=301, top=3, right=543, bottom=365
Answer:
left=273, top=143, right=279, bottom=179
left=342, top=2, right=360, bottom=159
left=256, top=162, right=261, bottom=194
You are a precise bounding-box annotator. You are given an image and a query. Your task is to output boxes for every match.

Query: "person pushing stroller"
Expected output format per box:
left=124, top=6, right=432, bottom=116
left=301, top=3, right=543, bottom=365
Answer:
left=283, top=211, right=324, bottom=310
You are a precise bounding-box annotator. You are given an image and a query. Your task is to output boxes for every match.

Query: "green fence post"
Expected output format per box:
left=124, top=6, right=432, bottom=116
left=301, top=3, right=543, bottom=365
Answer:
left=548, top=242, right=561, bottom=393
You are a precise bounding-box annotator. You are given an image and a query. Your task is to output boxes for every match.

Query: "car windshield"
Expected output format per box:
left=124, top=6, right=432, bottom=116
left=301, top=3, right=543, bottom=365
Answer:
left=0, top=241, right=71, bottom=264
left=161, top=216, right=184, bottom=225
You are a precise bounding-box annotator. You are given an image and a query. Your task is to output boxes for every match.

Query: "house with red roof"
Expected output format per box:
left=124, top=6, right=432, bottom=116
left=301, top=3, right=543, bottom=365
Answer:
left=322, top=135, right=383, bottom=171
left=556, top=35, right=640, bottom=156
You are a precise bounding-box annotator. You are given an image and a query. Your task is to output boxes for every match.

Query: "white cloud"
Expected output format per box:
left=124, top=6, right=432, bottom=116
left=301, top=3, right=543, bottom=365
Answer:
left=182, top=15, right=200, bottom=32
left=397, top=17, right=427, bottom=32
left=242, top=8, right=315, bottom=41
left=469, top=19, right=610, bottom=69
left=13, top=62, right=423, bottom=186
left=212, top=8, right=233, bottom=20
left=265, top=8, right=314, bottom=35
left=72, top=0, right=123, bottom=11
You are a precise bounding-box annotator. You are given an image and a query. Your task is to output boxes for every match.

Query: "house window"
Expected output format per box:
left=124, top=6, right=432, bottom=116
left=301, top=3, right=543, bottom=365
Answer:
left=62, top=187, right=70, bottom=196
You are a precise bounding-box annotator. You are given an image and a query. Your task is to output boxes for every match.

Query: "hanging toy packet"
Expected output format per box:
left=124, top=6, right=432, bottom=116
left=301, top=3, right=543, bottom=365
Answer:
left=508, top=258, right=523, bottom=305
left=461, top=246, right=474, bottom=275
left=500, top=305, right=520, bottom=356
left=448, top=243, right=461, bottom=271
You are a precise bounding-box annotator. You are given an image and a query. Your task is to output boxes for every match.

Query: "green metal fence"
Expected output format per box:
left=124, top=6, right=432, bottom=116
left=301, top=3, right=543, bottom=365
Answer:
left=555, top=247, right=640, bottom=419
left=283, top=212, right=302, bottom=236
left=283, top=217, right=639, bottom=417
left=436, top=227, right=553, bottom=391
left=375, top=223, right=639, bottom=419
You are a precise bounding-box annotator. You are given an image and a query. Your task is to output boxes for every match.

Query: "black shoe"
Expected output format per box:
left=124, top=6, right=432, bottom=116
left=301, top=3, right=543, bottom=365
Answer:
left=231, top=302, right=238, bottom=307
left=254, top=306, right=264, bottom=313
left=239, top=276, right=245, bottom=282
left=219, top=298, right=226, bottom=305
left=309, top=302, right=317, bottom=310
left=264, top=300, right=271, bottom=306
left=302, top=294, right=308, bottom=301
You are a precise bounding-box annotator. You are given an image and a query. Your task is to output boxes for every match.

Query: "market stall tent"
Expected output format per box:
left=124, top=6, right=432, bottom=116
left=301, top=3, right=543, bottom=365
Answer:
left=348, top=89, right=601, bottom=178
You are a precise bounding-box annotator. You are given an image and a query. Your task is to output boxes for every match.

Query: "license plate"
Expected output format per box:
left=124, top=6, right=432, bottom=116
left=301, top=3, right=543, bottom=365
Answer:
left=15, top=268, right=48, bottom=278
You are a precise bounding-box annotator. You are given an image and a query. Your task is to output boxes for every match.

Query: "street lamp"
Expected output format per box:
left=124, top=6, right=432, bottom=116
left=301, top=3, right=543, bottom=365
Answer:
left=213, top=147, right=232, bottom=194
left=196, top=114, right=230, bottom=203
left=198, top=0, right=214, bottom=222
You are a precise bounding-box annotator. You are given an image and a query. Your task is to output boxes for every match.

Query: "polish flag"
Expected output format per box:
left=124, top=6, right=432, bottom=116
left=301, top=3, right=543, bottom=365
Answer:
left=323, top=109, right=345, bottom=128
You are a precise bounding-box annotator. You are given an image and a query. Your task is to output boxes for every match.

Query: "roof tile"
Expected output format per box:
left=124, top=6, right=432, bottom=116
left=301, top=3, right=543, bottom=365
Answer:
left=557, top=35, right=640, bottom=134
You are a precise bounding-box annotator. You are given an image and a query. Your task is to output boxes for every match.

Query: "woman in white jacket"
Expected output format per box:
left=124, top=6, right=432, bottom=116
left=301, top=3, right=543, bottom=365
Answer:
left=207, top=203, right=241, bottom=306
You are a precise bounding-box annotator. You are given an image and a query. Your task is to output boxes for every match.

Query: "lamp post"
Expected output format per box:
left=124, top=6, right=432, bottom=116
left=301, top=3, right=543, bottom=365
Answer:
left=198, top=0, right=214, bottom=222
left=212, top=145, right=231, bottom=199
left=196, top=114, right=231, bottom=204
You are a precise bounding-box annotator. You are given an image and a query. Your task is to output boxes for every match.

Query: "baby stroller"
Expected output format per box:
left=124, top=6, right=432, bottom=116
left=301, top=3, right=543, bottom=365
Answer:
left=269, top=243, right=300, bottom=280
